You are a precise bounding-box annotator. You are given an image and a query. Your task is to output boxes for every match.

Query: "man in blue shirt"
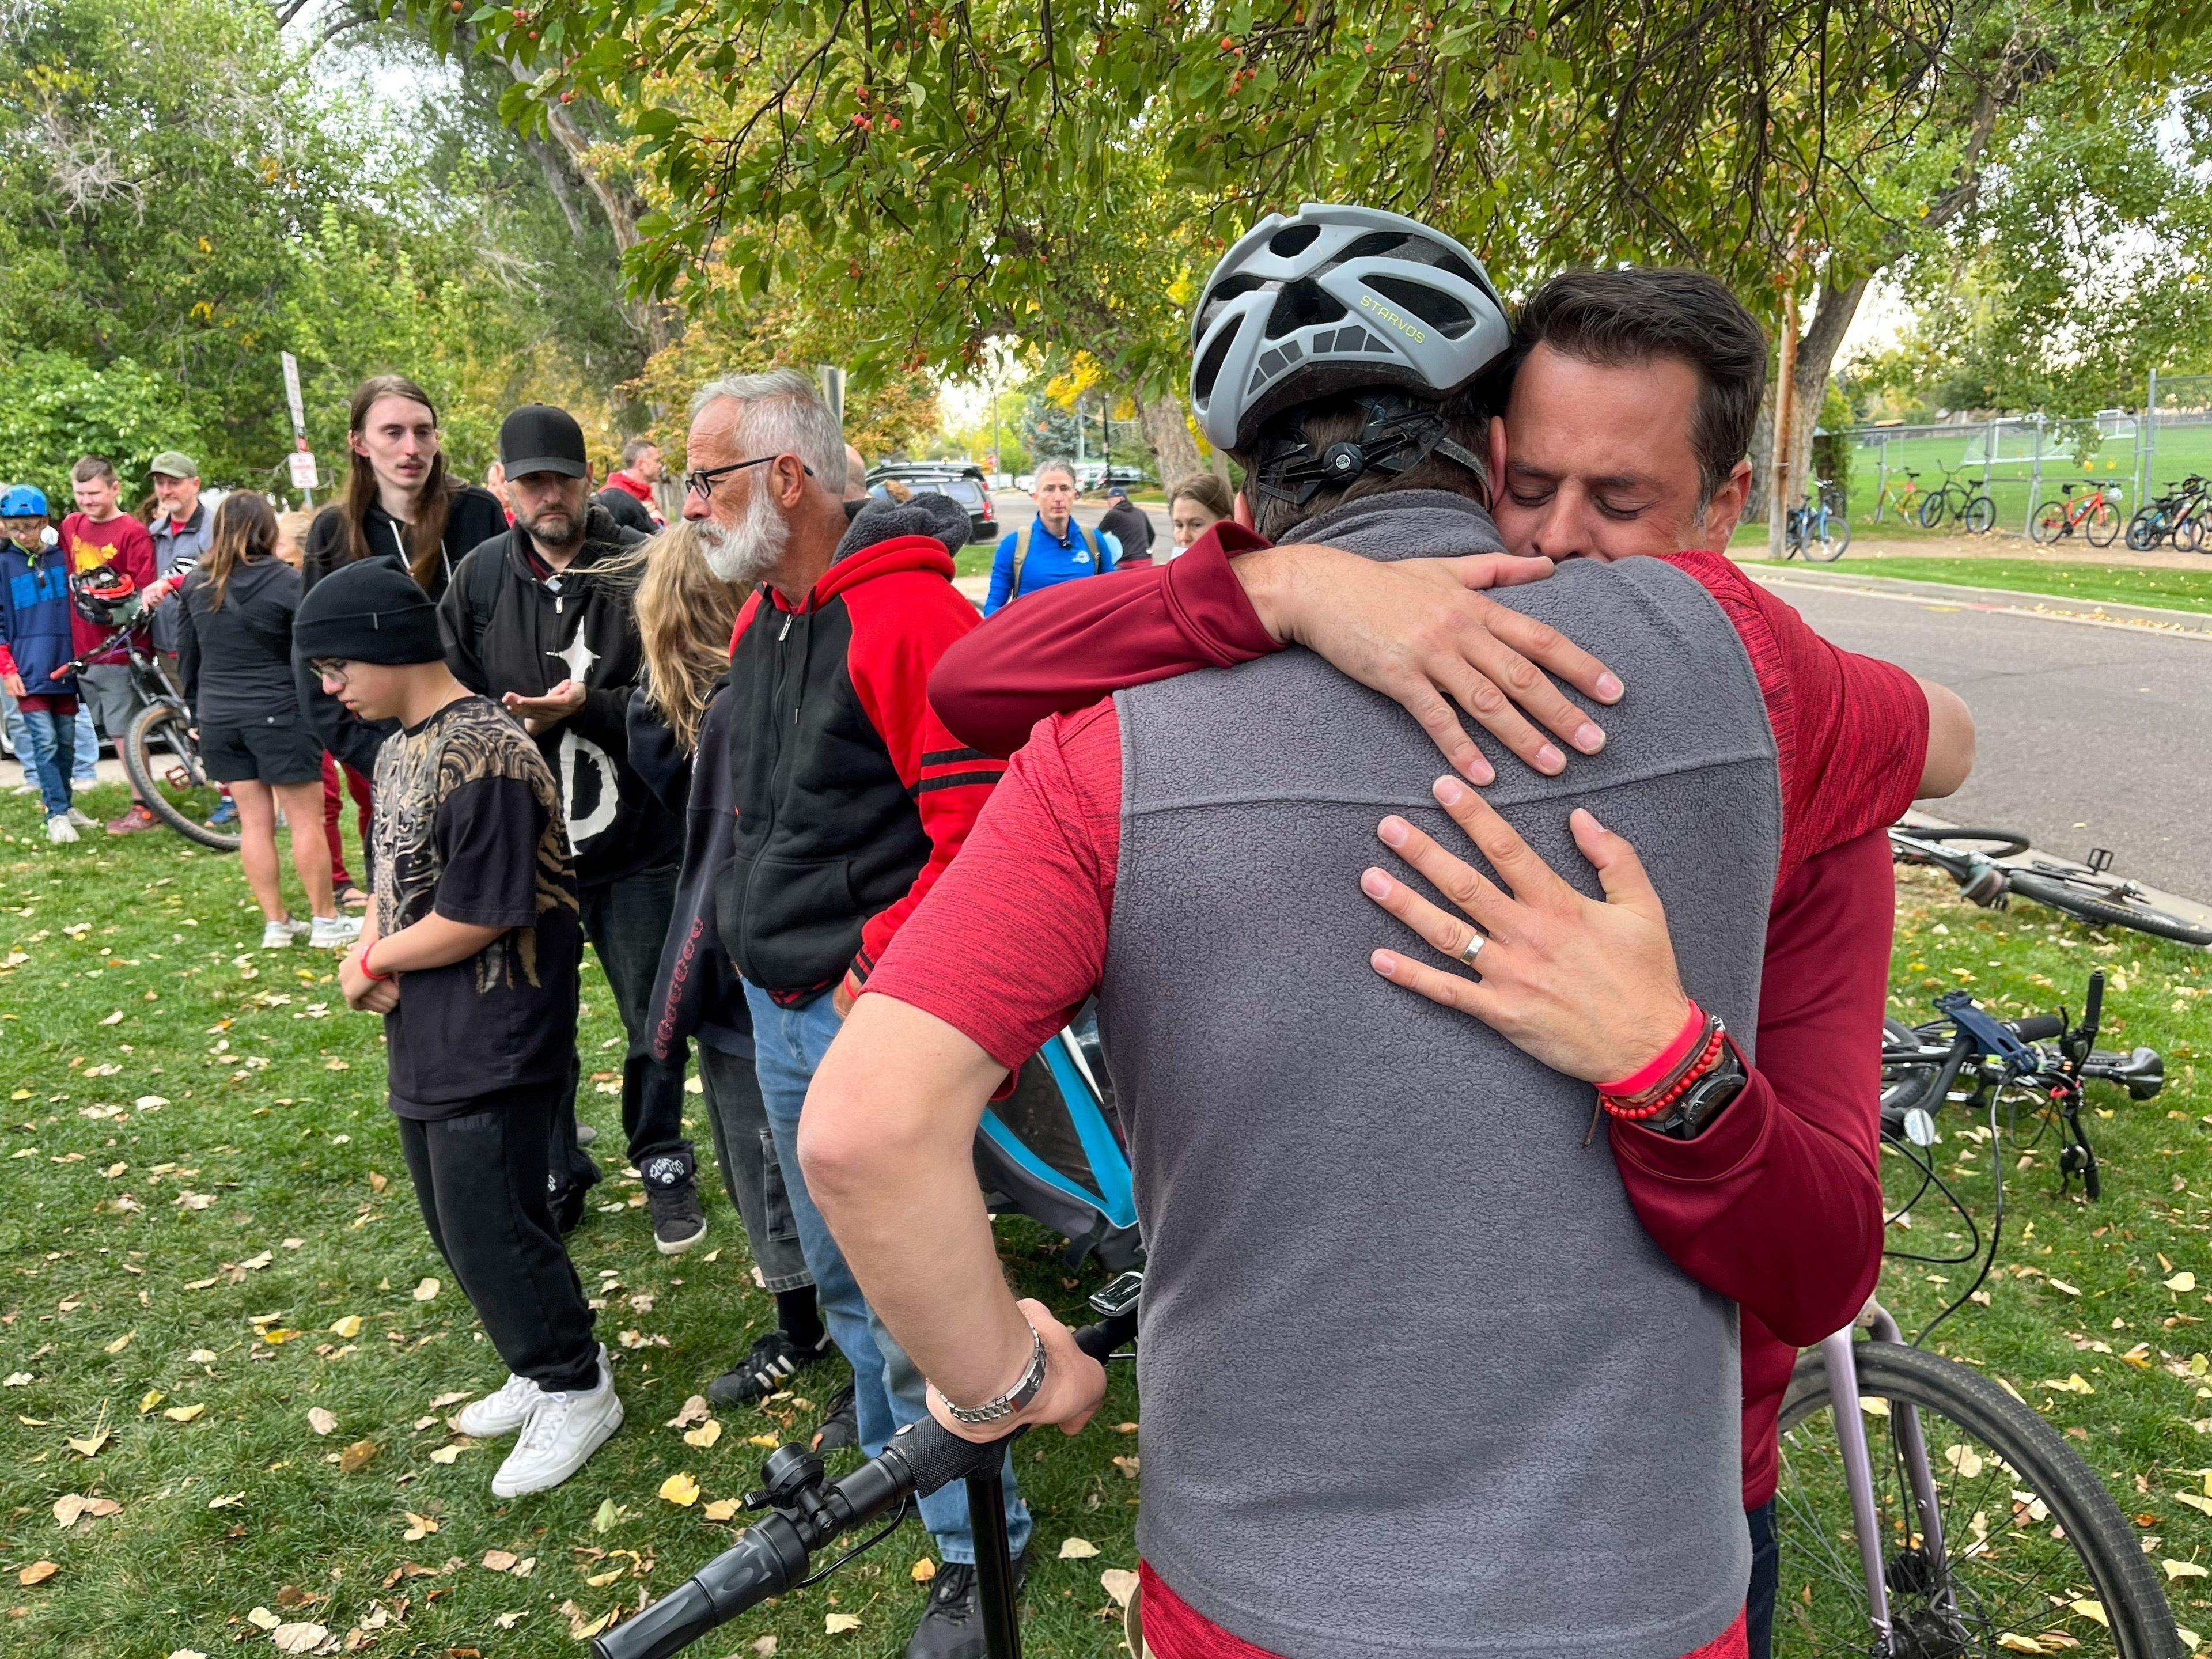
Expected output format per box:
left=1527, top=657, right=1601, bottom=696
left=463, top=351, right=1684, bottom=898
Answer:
left=983, top=457, right=1119, bottom=615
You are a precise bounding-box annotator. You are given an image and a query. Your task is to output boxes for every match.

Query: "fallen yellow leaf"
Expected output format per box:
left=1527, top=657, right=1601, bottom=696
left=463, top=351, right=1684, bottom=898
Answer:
left=402, top=1511, right=438, bottom=1541
left=1100, top=1568, right=1138, bottom=1608
left=585, top=1568, right=623, bottom=1588
left=306, top=1407, right=338, bottom=1437
left=1058, top=1537, right=1100, bottom=1559
left=2070, top=1599, right=2109, bottom=1628
left=329, top=1315, right=363, bottom=1339
left=703, top=1498, right=741, bottom=1521
left=2164, top=1559, right=2210, bottom=1581
left=2169, top=1272, right=2199, bottom=1294
left=138, top=1390, right=165, bottom=1414
left=103, top=1331, right=133, bottom=1354
left=660, top=1471, right=701, bottom=1507
left=824, top=1612, right=861, bottom=1634
left=17, top=1560, right=57, bottom=1586
left=338, top=1438, right=379, bottom=1472
left=66, top=1429, right=112, bottom=1456
left=910, top=1558, right=936, bottom=1582
left=163, top=1403, right=207, bottom=1422
left=747, top=1433, right=779, bottom=1448
left=412, top=1277, right=440, bottom=1302
left=683, top=1420, right=722, bottom=1449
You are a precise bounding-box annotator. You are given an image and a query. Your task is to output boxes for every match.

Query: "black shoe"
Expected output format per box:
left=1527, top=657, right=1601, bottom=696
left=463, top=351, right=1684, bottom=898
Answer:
left=707, top=1328, right=835, bottom=1407
left=552, top=1180, right=589, bottom=1236
left=643, top=1153, right=707, bottom=1255
left=903, top=1554, right=1028, bottom=1659
left=810, top=1382, right=858, bottom=1453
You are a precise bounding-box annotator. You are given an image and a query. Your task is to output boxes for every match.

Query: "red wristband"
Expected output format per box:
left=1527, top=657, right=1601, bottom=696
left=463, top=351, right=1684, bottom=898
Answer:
left=1597, top=1001, right=1705, bottom=1097
left=358, top=944, right=391, bottom=983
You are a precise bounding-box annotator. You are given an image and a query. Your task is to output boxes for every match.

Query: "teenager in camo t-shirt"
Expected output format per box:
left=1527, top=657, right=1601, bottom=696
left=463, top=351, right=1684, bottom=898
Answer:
left=294, top=559, right=622, bottom=1501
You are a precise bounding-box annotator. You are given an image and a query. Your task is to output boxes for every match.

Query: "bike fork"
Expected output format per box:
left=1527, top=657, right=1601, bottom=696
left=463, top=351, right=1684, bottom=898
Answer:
left=1822, top=1328, right=1896, bottom=1649
left=966, top=1471, right=1023, bottom=1659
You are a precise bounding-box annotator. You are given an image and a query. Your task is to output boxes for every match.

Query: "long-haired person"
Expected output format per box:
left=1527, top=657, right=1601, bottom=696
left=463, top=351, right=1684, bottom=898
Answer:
left=300, top=376, right=506, bottom=783
left=280, top=507, right=369, bottom=910
left=624, top=523, right=831, bottom=1407
left=1165, top=472, right=1234, bottom=558
left=177, top=494, right=362, bottom=952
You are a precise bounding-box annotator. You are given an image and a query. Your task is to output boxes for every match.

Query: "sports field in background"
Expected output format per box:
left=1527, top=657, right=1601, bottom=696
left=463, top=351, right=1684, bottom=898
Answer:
left=1832, top=419, right=2212, bottom=536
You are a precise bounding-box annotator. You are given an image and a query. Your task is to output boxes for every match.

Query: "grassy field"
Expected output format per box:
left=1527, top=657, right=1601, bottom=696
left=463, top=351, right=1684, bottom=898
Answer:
left=0, top=785, right=2207, bottom=1657
left=1838, top=421, right=2212, bottom=535
left=1741, top=555, right=2212, bottom=616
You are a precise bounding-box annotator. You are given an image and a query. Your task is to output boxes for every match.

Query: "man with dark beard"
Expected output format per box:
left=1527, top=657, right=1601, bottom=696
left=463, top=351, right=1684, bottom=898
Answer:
left=438, top=404, right=705, bottom=1252
left=676, top=368, right=1030, bottom=1659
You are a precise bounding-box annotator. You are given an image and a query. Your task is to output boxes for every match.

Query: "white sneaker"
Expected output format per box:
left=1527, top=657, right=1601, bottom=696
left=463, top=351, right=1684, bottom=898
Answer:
left=46, top=814, right=78, bottom=844
left=13, top=781, right=41, bottom=796
left=491, top=1352, right=623, bottom=1497
left=260, top=917, right=309, bottom=950
left=66, top=806, right=96, bottom=828
left=309, top=914, right=363, bottom=949
left=456, top=1371, right=543, bottom=1438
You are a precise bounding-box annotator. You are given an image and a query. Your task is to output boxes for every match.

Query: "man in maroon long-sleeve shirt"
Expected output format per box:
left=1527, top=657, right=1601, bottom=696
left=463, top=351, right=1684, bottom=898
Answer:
left=926, top=268, right=1975, bottom=1657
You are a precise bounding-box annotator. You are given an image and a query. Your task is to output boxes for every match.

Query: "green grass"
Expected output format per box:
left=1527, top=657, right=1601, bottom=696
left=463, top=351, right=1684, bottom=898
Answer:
left=0, top=789, right=2207, bottom=1656
left=1836, top=422, right=2212, bottom=535
left=1741, top=555, right=2212, bottom=616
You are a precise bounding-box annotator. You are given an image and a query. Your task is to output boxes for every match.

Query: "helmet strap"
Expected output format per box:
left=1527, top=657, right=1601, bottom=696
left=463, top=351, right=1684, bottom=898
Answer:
left=1252, top=393, right=1481, bottom=510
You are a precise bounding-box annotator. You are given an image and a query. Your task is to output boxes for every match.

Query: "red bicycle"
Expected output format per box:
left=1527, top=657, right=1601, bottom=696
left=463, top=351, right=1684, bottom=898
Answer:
left=2032, top=480, right=2123, bottom=547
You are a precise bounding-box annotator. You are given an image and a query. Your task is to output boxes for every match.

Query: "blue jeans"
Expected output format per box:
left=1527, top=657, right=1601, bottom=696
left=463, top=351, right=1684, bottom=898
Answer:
left=0, top=682, right=28, bottom=783
left=744, top=982, right=1031, bottom=1566
left=70, top=700, right=99, bottom=783
left=1746, top=1498, right=1777, bottom=1659
left=18, top=704, right=75, bottom=820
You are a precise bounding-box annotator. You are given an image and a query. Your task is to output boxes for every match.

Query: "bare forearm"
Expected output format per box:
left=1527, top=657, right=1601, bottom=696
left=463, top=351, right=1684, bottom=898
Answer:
left=366, top=913, right=506, bottom=974
left=1916, top=677, right=1974, bottom=797
left=801, top=997, right=1036, bottom=1404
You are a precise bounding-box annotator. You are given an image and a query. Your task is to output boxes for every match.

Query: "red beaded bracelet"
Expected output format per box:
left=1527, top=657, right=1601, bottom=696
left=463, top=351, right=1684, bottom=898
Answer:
left=1601, top=1027, right=1725, bottom=1121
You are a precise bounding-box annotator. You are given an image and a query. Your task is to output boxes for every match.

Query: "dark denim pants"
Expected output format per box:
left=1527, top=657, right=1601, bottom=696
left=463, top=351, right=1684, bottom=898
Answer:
left=1746, top=1497, right=1778, bottom=1659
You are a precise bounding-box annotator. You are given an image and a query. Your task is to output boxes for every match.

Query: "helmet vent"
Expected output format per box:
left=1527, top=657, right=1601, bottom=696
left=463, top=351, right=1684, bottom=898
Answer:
left=1365, top=274, right=1477, bottom=339
left=1193, top=330, right=1236, bottom=403
left=1267, top=224, right=1322, bottom=257
left=1263, top=281, right=1348, bottom=339
left=1339, top=231, right=1416, bottom=263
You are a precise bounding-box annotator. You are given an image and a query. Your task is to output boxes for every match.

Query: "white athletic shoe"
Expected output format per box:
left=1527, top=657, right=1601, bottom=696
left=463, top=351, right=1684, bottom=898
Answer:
left=46, top=814, right=78, bottom=844
left=66, top=806, right=96, bottom=828
left=491, top=1352, right=623, bottom=1498
left=309, top=914, right=363, bottom=949
left=260, top=917, right=309, bottom=950
left=455, top=1370, right=544, bottom=1438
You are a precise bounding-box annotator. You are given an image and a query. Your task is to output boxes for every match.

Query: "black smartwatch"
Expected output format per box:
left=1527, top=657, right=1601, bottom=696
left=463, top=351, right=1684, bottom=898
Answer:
left=1645, top=1040, right=1747, bottom=1140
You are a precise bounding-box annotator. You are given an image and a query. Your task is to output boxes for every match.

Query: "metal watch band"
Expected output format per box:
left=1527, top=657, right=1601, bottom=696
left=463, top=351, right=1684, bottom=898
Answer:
left=943, top=1325, right=1048, bottom=1425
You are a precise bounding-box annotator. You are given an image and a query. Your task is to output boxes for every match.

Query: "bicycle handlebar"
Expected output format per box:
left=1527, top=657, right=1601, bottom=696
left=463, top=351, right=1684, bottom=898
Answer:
left=2009, top=1013, right=2064, bottom=1042
left=594, top=1310, right=1139, bottom=1659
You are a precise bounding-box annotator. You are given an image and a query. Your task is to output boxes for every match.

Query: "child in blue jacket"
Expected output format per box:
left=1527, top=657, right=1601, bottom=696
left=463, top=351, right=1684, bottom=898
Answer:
left=0, top=486, right=86, bottom=842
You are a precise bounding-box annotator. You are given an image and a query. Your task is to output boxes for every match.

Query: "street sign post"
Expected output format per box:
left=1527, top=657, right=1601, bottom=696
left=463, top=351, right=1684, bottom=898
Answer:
left=287, top=450, right=320, bottom=492
left=281, top=351, right=314, bottom=504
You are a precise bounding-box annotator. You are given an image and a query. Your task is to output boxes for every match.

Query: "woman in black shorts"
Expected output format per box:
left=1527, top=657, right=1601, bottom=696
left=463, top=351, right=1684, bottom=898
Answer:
left=178, top=495, right=363, bottom=952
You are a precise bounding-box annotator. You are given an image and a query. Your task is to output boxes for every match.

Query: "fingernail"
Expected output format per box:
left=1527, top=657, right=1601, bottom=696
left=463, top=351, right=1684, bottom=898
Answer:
left=1433, top=777, right=1467, bottom=805
left=1378, top=816, right=1409, bottom=847
left=1360, top=868, right=1391, bottom=897
left=1596, top=672, right=1624, bottom=702
left=1372, top=950, right=1399, bottom=975
left=1574, top=721, right=1605, bottom=754
left=1463, top=753, right=1495, bottom=785
left=1536, top=743, right=1566, bottom=774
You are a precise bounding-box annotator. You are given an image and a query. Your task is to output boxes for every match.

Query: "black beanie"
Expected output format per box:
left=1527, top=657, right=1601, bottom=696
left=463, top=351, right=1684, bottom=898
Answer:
left=293, top=559, right=447, bottom=665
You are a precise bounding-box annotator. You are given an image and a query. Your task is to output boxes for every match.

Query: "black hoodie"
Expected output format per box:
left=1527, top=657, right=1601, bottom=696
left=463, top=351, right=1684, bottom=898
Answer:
left=437, top=503, right=680, bottom=887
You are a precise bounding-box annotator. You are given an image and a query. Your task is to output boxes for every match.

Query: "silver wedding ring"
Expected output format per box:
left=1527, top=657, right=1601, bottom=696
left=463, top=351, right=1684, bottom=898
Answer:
left=1456, top=931, right=1486, bottom=967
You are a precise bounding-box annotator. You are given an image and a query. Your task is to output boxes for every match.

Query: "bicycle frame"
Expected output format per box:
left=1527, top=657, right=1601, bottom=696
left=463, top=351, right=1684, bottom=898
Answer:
left=1821, top=1302, right=1949, bottom=1654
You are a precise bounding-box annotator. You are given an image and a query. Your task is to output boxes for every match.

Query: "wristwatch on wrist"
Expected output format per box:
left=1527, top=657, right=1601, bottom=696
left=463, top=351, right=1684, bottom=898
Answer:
left=942, top=1324, right=1050, bottom=1426
left=1646, top=1041, right=1748, bottom=1140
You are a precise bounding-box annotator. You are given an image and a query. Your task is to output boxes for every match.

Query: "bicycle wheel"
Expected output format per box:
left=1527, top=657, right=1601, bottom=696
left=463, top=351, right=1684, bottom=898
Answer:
left=2181, top=516, right=2207, bottom=555
left=1817, top=514, right=1852, bottom=560
left=1775, top=1340, right=2183, bottom=1659
left=1964, top=495, right=1997, bottom=535
left=1897, top=827, right=2032, bottom=859
left=2032, top=501, right=2069, bottom=543
left=122, top=703, right=240, bottom=853
left=2005, top=869, right=2212, bottom=946
left=1919, top=491, right=1949, bottom=529
left=2086, top=498, right=2121, bottom=548
left=2125, top=511, right=2161, bottom=552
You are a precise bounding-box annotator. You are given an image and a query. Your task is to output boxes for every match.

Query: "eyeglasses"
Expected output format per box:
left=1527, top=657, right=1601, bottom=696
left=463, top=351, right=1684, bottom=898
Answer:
left=310, top=658, right=352, bottom=686
left=683, top=454, right=815, bottom=501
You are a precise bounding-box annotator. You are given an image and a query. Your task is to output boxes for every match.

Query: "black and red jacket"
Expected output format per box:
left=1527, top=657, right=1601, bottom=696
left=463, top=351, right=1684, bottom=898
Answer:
left=716, top=521, right=1002, bottom=1003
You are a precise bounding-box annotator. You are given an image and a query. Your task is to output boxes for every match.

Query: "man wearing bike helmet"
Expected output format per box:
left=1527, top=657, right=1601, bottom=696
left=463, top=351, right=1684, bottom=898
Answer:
left=808, top=204, right=1831, bottom=1659
left=929, top=257, right=1972, bottom=1659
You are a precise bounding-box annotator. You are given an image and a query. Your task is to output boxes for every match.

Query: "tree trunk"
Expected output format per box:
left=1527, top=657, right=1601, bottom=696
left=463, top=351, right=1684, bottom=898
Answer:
left=1746, top=273, right=1872, bottom=533
left=1745, top=382, right=1776, bottom=524
left=1139, top=393, right=1203, bottom=487
left=1766, top=290, right=1800, bottom=560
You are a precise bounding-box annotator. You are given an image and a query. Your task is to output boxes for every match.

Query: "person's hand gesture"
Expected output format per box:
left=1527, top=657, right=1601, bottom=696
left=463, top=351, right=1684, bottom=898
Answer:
left=1361, top=776, right=1690, bottom=1085
left=338, top=945, right=398, bottom=1014
left=502, top=679, right=586, bottom=736
left=926, top=1298, right=1106, bottom=1445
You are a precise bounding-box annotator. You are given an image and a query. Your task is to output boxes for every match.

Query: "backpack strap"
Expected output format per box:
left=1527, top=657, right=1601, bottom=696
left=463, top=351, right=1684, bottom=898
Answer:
left=1010, top=525, right=1033, bottom=601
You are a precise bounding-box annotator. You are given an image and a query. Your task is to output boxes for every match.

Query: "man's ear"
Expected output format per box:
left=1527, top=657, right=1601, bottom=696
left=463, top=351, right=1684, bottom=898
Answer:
left=1697, top=458, right=1753, bottom=552
left=1487, top=417, right=1508, bottom=512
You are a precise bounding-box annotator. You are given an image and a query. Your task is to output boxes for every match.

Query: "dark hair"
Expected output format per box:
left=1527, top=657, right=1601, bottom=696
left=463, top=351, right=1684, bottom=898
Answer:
left=1505, top=268, right=1767, bottom=505
left=202, top=492, right=279, bottom=610
left=1230, top=396, right=1490, bottom=542
left=340, top=374, right=455, bottom=590
left=1168, top=473, right=1234, bottom=520
left=72, top=454, right=118, bottom=486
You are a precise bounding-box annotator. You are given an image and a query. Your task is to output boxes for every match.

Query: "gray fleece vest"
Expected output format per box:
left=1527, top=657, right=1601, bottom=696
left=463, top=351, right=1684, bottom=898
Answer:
left=1097, top=491, right=1780, bottom=1658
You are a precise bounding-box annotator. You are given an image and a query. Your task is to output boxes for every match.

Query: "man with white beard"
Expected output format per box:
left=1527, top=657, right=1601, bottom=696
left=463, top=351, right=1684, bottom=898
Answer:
left=675, top=369, right=1031, bottom=1659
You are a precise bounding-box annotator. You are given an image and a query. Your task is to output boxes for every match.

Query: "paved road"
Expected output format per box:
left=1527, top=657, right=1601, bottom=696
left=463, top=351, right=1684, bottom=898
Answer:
left=1763, top=575, right=2211, bottom=901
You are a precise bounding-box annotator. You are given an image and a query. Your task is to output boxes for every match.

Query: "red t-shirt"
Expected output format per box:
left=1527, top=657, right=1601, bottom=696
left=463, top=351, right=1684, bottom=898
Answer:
left=57, top=510, right=157, bottom=661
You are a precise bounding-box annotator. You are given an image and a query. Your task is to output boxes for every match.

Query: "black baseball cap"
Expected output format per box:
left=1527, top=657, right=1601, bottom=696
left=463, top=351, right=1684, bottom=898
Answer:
left=498, top=404, right=589, bottom=479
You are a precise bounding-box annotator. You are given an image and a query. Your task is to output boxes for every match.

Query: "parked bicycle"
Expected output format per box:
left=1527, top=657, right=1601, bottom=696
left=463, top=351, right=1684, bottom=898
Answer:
left=1891, top=825, right=2212, bottom=946
left=1786, top=483, right=1853, bottom=561
left=1871, top=468, right=1928, bottom=527
left=2125, top=476, right=2208, bottom=554
left=1774, top=975, right=2181, bottom=1656
left=55, top=566, right=240, bottom=853
left=2032, top=480, right=2124, bottom=548
left=1918, top=461, right=1998, bottom=535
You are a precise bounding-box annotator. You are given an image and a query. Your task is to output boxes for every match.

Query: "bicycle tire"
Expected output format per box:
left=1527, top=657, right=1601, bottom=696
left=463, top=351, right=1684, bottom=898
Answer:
left=1899, top=827, right=2032, bottom=859
left=2005, top=869, right=2212, bottom=946
left=1823, top=514, right=1851, bottom=559
left=2125, top=510, right=2161, bottom=552
left=122, top=703, right=240, bottom=853
left=1964, top=495, right=1997, bottom=535
left=1777, top=1340, right=2183, bottom=1659
left=2086, top=498, right=2121, bottom=548
left=2032, top=501, right=2069, bottom=543
left=1919, top=491, right=1948, bottom=529
left=2183, top=515, right=2207, bottom=555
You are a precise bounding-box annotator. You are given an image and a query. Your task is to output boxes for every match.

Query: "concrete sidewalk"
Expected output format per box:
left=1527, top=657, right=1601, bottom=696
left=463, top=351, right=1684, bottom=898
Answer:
left=1746, top=564, right=2212, bottom=642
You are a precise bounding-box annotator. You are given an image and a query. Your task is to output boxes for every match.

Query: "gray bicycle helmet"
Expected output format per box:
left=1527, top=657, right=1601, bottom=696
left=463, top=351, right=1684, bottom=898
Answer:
left=1188, top=202, right=1510, bottom=453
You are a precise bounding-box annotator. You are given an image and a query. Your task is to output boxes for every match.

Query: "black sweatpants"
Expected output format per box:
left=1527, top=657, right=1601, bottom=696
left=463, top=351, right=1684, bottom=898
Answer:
left=396, top=1088, right=599, bottom=1393
left=577, top=860, right=692, bottom=1169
